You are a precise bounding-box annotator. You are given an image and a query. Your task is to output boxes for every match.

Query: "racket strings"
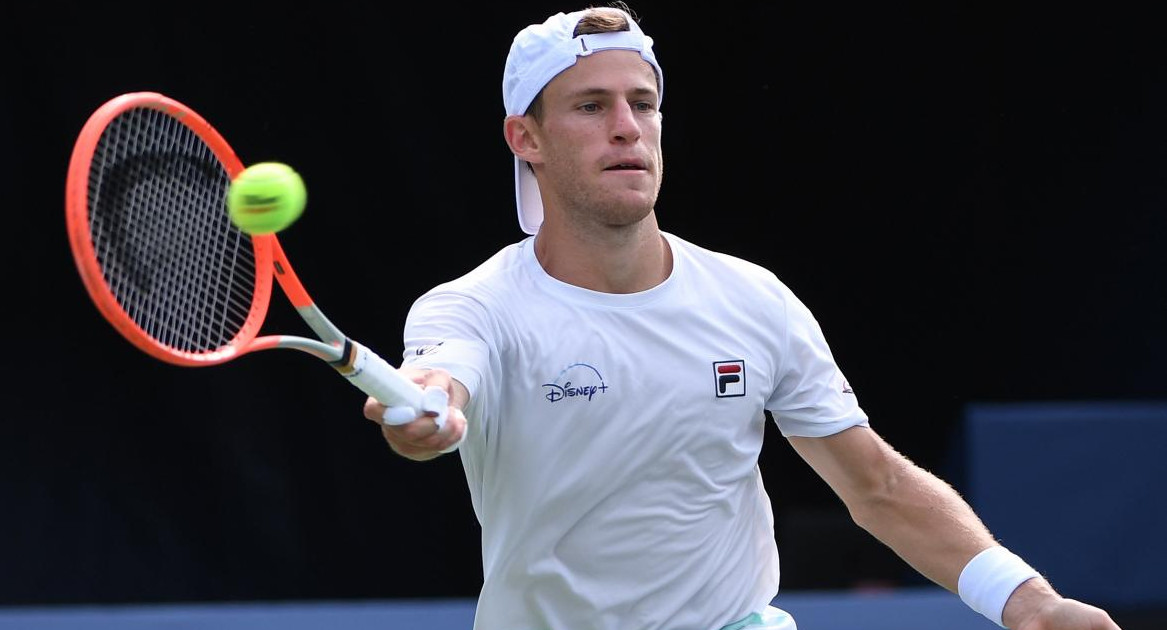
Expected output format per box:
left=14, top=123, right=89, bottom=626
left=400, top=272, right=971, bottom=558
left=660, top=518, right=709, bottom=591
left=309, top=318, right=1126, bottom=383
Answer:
left=88, top=108, right=258, bottom=353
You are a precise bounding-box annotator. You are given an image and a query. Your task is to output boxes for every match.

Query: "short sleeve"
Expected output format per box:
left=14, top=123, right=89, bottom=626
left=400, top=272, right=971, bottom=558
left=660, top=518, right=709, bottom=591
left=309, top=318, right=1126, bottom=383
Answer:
left=766, top=291, right=869, bottom=437
left=399, top=290, right=493, bottom=402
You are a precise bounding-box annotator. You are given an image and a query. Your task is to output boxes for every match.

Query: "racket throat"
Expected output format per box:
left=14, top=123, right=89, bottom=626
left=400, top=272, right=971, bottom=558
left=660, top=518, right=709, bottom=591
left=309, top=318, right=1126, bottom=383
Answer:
left=328, top=338, right=360, bottom=374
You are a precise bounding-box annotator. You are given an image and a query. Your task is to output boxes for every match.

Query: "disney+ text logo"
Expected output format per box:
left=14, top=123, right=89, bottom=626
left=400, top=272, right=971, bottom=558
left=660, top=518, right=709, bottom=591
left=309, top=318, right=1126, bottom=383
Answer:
left=543, top=363, right=610, bottom=403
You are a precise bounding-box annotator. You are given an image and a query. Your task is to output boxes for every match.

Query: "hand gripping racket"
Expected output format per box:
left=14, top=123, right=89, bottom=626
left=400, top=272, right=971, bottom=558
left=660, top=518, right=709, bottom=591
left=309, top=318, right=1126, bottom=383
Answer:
left=65, top=92, right=448, bottom=428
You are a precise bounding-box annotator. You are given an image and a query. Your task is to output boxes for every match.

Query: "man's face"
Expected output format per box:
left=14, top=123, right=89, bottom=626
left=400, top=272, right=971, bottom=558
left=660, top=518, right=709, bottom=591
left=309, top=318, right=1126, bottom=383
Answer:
left=530, top=49, right=663, bottom=231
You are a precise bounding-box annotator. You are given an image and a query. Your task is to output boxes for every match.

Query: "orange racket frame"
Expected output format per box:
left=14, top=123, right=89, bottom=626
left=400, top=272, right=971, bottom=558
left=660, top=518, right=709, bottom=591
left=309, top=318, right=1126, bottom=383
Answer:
left=65, top=92, right=447, bottom=426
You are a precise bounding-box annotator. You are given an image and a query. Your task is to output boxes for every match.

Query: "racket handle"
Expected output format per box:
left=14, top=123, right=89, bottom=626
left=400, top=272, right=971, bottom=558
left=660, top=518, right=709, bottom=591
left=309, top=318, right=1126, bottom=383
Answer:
left=343, top=342, right=450, bottom=428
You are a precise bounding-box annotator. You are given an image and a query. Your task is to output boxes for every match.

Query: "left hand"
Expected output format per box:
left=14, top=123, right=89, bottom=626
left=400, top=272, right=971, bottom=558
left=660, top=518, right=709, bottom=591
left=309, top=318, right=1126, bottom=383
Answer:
left=1005, top=579, right=1122, bottom=630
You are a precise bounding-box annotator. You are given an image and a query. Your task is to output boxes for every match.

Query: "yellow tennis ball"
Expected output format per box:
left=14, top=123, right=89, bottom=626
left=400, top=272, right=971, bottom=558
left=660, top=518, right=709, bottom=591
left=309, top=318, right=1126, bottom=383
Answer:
left=226, top=162, right=307, bottom=234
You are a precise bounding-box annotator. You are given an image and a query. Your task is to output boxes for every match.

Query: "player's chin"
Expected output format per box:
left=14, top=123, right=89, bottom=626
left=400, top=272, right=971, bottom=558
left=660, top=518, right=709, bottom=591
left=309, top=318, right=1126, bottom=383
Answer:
left=598, top=187, right=656, bottom=215
left=600, top=203, right=656, bottom=228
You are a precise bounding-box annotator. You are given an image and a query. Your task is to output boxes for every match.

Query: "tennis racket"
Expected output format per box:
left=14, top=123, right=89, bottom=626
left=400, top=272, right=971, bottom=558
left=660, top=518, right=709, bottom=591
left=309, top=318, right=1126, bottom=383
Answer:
left=65, top=91, right=448, bottom=428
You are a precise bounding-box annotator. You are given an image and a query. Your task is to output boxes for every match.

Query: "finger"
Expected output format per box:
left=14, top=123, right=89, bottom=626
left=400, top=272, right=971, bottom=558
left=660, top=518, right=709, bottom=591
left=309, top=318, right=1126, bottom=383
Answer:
left=385, top=413, right=443, bottom=443
left=382, top=408, right=464, bottom=459
left=439, top=429, right=466, bottom=454
left=382, top=435, right=442, bottom=461
left=420, top=386, right=450, bottom=428
left=382, top=406, right=419, bottom=426
left=405, top=367, right=435, bottom=387
left=428, top=408, right=467, bottom=454
left=363, top=397, right=388, bottom=423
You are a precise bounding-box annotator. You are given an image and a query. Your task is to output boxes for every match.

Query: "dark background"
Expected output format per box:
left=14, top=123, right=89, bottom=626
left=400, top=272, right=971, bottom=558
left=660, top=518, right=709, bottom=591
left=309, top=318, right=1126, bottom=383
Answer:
left=2, top=0, right=1164, bottom=610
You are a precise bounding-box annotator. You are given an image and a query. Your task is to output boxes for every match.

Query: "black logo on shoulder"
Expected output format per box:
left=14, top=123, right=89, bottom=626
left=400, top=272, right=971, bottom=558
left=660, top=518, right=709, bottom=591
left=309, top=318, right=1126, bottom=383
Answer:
left=414, top=341, right=445, bottom=356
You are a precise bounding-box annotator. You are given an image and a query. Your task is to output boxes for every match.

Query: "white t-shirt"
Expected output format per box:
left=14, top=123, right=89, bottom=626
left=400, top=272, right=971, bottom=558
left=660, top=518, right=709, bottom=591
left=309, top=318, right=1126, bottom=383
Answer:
left=401, top=232, right=869, bottom=630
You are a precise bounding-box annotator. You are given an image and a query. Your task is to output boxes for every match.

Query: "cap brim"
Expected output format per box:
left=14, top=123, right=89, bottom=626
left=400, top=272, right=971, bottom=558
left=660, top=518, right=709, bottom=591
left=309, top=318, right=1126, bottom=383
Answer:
left=514, top=157, right=543, bottom=235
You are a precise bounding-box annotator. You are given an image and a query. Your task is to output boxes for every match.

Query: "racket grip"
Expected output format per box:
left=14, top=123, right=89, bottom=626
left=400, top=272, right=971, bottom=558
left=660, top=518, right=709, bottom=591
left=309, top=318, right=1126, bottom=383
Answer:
left=343, top=342, right=449, bottom=427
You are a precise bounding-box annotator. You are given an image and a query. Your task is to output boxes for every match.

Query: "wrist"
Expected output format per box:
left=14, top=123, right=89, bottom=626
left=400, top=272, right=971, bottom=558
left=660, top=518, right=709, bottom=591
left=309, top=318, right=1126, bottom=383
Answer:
left=1000, top=576, right=1059, bottom=629
left=958, top=546, right=1042, bottom=627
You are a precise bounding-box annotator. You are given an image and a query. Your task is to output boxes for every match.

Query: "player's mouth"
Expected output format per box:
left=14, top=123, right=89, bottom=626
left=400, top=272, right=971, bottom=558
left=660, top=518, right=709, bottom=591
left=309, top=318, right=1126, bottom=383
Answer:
left=603, top=159, right=648, bottom=172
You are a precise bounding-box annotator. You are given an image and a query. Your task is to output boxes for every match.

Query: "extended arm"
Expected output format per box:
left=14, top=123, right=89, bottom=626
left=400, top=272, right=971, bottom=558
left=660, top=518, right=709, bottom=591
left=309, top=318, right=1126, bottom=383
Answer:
left=787, top=426, right=1120, bottom=629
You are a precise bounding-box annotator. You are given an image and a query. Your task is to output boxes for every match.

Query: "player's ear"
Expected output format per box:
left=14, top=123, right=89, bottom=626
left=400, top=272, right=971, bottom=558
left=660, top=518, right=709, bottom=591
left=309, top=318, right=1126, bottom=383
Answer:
left=503, top=115, right=542, bottom=164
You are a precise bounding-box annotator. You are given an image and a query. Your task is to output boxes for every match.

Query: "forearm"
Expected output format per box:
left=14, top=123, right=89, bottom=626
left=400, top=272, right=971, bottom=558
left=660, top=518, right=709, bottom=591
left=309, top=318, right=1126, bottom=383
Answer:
left=846, top=456, right=998, bottom=592
left=848, top=463, right=1071, bottom=628
left=788, top=428, right=1115, bottom=629
left=791, top=428, right=997, bottom=590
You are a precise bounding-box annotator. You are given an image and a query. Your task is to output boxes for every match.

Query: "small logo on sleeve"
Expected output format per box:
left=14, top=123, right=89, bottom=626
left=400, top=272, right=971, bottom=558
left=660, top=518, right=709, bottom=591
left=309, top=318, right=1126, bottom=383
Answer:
left=414, top=341, right=445, bottom=356
left=713, top=360, right=746, bottom=397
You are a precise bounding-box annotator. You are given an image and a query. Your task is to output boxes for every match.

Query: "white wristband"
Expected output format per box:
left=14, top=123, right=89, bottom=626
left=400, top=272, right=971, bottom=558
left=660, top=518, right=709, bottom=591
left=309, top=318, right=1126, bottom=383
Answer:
left=958, top=546, right=1041, bottom=627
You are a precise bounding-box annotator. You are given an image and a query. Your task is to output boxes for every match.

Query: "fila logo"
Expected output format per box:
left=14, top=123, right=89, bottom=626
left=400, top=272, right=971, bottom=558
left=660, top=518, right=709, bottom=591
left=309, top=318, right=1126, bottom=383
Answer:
left=713, top=360, right=746, bottom=397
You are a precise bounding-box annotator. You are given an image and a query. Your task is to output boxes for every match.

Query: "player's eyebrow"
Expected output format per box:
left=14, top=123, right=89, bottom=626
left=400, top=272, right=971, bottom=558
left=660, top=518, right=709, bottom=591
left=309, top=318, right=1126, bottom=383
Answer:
left=565, top=86, right=658, bottom=101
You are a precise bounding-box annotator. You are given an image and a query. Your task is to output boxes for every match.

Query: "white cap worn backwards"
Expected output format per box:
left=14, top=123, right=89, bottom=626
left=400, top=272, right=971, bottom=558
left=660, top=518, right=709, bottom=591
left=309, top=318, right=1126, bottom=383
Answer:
left=502, top=8, right=664, bottom=235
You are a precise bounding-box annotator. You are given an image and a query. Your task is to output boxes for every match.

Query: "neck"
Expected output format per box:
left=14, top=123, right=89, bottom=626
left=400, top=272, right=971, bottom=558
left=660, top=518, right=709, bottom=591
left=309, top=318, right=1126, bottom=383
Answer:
left=533, top=213, right=672, bottom=294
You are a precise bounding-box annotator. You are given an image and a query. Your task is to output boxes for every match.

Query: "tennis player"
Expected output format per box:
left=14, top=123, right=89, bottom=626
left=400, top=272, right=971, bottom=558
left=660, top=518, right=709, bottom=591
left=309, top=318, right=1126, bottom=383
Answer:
left=363, top=4, right=1123, bottom=629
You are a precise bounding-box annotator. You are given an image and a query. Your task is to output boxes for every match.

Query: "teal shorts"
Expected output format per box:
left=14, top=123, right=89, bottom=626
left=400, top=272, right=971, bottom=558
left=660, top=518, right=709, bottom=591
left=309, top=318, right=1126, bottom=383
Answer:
left=718, top=606, right=796, bottom=630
